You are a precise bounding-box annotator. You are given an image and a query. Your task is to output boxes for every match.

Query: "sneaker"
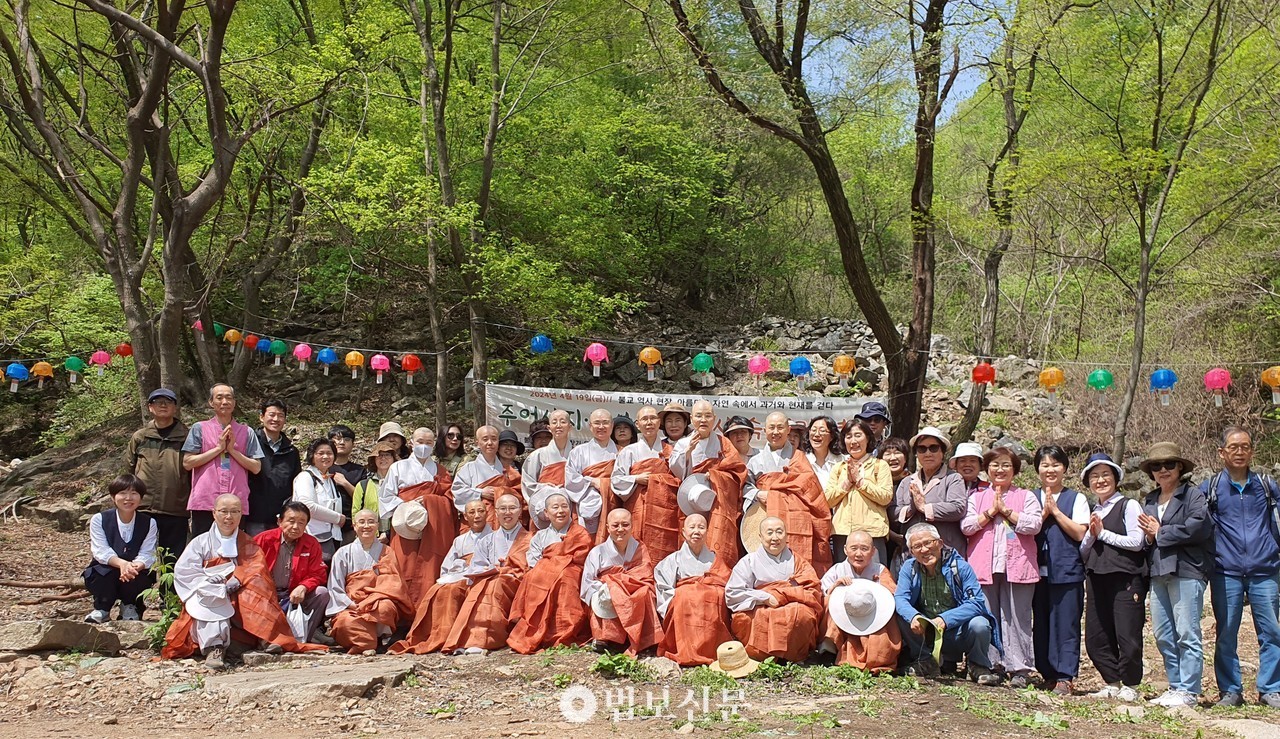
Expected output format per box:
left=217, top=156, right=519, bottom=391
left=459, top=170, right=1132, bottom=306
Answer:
left=1089, top=684, right=1121, bottom=699
left=203, top=646, right=227, bottom=670
left=1115, top=685, right=1140, bottom=702
left=1178, top=692, right=1200, bottom=708
left=1260, top=693, right=1280, bottom=708
left=970, top=665, right=1001, bottom=686
left=1052, top=681, right=1074, bottom=696
left=905, top=658, right=940, bottom=678
left=259, top=640, right=284, bottom=655
left=464, top=647, right=486, bottom=656
left=1008, top=674, right=1030, bottom=689
left=1216, top=692, right=1244, bottom=708
left=84, top=610, right=110, bottom=624
left=119, top=605, right=141, bottom=621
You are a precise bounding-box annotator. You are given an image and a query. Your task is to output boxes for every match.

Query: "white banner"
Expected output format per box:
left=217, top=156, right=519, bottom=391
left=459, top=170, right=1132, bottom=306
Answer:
left=484, top=383, right=880, bottom=444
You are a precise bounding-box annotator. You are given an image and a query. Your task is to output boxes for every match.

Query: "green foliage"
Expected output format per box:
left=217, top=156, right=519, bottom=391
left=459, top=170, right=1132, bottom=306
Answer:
left=552, top=673, right=573, bottom=689
left=680, top=666, right=739, bottom=691
left=589, top=653, right=655, bottom=682
left=38, top=370, right=137, bottom=448
left=142, top=553, right=184, bottom=651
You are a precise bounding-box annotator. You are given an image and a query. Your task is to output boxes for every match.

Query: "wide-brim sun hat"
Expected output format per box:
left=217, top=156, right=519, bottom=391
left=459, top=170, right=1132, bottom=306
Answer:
left=1138, top=441, right=1196, bottom=475
left=391, top=499, right=428, bottom=540
left=909, top=426, right=951, bottom=454
left=497, top=429, right=525, bottom=456
left=1080, top=452, right=1125, bottom=485
left=828, top=580, right=896, bottom=636
left=709, top=640, right=760, bottom=678
left=740, top=501, right=768, bottom=552
left=724, top=419, right=756, bottom=436
left=590, top=587, right=618, bottom=619
left=948, top=442, right=984, bottom=468
left=677, top=473, right=715, bottom=516
left=658, top=402, right=691, bottom=426
left=377, top=421, right=407, bottom=443
left=366, top=439, right=402, bottom=471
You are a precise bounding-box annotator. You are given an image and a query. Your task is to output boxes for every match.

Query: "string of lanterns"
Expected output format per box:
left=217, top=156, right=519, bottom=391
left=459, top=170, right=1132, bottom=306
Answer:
left=2, top=321, right=1279, bottom=409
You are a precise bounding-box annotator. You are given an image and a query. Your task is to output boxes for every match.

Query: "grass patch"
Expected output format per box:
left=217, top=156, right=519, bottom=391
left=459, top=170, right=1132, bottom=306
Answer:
left=681, top=666, right=739, bottom=690
left=552, top=673, right=573, bottom=689
left=537, top=644, right=590, bottom=667
left=590, top=653, right=655, bottom=682
left=942, top=684, right=1069, bottom=730
left=421, top=702, right=456, bottom=716
left=774, top=709, right=841, bottom=729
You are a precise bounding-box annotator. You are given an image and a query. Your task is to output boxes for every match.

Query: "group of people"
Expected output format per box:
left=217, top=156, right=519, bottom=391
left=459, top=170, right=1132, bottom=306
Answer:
left=87, top=383, right=1280, bottom=709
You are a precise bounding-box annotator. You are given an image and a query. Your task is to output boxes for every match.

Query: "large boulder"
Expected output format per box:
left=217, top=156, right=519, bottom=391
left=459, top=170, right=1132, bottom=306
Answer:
left=204, top=659, right=417, bottom=706
left=0, top=620, right=122, bottom=654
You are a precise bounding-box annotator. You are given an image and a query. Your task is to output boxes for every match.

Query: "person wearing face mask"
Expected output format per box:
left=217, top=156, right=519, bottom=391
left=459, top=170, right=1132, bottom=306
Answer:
left=655, top=514, right=734, bottom=666
left=1031, top=445, right=1089, bottom=696
left=291, top=438, right=347, bottom=562
left=726, top=516, right=824, bottom=662
left=742, top=412, right=833, bottom=575
left=378, top=427, right=455, bottom=602
left=817, top=531, right=901, bottom=672
left=611, top=405, right=682, bottom=562
left=327, top=509, right=406, bottom=654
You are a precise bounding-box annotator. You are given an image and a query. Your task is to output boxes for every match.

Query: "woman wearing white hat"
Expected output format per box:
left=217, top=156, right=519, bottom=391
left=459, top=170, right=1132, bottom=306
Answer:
left=889, top=427, right=968, bottom=570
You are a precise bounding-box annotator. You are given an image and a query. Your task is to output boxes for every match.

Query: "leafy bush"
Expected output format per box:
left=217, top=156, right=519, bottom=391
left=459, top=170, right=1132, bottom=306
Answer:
left=590, top=653, right=655, bottom=682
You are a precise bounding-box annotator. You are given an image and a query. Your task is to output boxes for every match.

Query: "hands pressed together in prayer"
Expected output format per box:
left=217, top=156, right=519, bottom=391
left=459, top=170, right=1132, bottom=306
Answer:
left=910, top=479, right=927, bottom=512
left=1137, top=512, right=1161, bottom=540
left=1088, top=513, right=1104, bottom=537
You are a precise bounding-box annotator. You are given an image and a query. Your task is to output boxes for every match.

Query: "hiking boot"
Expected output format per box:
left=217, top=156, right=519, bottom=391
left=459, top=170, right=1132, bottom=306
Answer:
left=84, top=610, right=110, bottom=624
left=969, top=665, right=1000, bottom=686
left=203, top=646, right=227, bottom=670
left=1260, top=693, right=1280, bottom=708
left=1216, top=692, right=1244, bottom=708
left=1052, top=681, right=1074, bottom=696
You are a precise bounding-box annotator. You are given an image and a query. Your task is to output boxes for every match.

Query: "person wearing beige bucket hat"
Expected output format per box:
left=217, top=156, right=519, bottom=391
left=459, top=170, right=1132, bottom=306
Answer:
left=1137, top=441, right=1212, bottom=708
left=889, top=426, right=968, bottom=563
left=709, top=640, right=760, bottom=678
left=658, top=402, right=691, bottom=444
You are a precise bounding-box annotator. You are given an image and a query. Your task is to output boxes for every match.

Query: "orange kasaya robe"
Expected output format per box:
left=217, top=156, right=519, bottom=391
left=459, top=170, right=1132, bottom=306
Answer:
left=330, top=548, right=415, bottom=654
left=692, top=439, right=747, bottom=570
left=588, top=541, right=664, bottom=655
left=658, top=558, right=734, bottom=666
left=624, top=455, right=683, bottom=562
left=391, top=473, right=456, bottom=604
left=821, top=568, right=903, bottom=673
left=757, top=452, right=833, bottom=575
left=442, top=531, right=532, bottom=653
left=583, top=458, right=615, bottom=544
left=161, top=532, right=328, bottom=659
left=391, top=544, right=480, bottom=655
left=507, top=524, right=594, bottom=654
left=730, top=557, right=824, bottom=663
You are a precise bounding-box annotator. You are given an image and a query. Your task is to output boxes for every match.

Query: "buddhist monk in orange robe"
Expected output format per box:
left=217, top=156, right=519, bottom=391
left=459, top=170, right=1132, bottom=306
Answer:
left=328, top=510, right=414, bottom=654
left=744, top=412, right=833, bottom=575
left=818, top=532, right=902, bottom=672
left=656, top=514, right=734, bottom=666
left=386, top=428, right=456, bottom=604
left=443, top=493, right=531, bottom=654
left=670, top=401, right=748, bottom=570
left=580, top=509, right=663, bottom=655
left=508, top=493, right=593, bottom=653
left=612, top=405, right=683, bottom=562
left=725, top=516, right=823, bottom=662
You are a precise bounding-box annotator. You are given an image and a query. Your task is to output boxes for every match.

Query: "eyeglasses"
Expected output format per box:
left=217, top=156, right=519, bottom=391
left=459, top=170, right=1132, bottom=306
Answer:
left=1223, top=444, right=1252, bottom=452
left=1149, top=461, right=1180, bottom=472
left=909, top=540, right=939, bottom=552
left=916, top=444, right=944, bottom=454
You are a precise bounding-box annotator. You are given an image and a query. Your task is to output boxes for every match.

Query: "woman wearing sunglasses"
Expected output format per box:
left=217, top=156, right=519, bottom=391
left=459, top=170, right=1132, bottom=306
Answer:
left=1139, top=442, right=1213, bottom=708
left=888, top=427, right=967, bottom=573
left=433, top=424, right=468, bottom=476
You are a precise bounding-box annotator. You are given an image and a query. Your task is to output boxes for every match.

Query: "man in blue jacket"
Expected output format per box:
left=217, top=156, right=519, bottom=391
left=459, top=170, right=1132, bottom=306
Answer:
left=1200, top=427, right=1280, bottom=708
left=895, top=523, right=1001, bottom=685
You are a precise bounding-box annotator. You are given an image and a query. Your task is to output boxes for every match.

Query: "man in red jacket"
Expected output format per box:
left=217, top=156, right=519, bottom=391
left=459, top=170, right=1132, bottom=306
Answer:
left=253, top=501, right=331, bottom=644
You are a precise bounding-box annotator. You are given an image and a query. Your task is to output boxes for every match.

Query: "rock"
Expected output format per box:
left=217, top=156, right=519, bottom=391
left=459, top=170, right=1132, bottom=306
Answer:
left=992, top=437, right=1033, bottom=464
left=1113, top=705, right=1144, bottom=719
left=100, top=620, right=151, bottom=650
left=204, top=659, right=417, bottom=706
left=0, top=620, right=121, bottom=654
left=1207, top=719, right=1280, bottom=739
left=983, top=394, right=1023, bottom=413
left=25, top=497, right=103, bottom=532
left=639, top=656, right=680, bottom=679
left=674, top=722, right=696, bottom=734
left=853, top=368, right=881, bottom=390
left=14, top=665, right=60, bottom=692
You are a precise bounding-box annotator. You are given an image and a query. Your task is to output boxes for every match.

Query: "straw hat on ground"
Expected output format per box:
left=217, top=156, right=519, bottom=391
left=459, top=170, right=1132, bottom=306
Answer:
left=709, top=640, right=760, bottom=678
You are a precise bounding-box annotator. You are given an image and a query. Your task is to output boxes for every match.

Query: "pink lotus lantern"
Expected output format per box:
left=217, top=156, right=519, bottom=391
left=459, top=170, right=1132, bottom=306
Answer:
left=192, top=319, right=204, bottom=342
left=1204, top=367, right=1231, bottom=408
left=370, top=354, right=391, bottom=384
left=748, top=354, right=771, bottom=392
left=293, top=343, right=313, bottom=370
left=583, top=342, right=608, bottom=378
left=90, top=350, right=111, bottom=376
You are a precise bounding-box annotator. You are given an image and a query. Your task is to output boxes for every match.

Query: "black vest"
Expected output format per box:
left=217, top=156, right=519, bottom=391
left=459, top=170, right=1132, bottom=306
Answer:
left=84, top=511, right=153, bottom=577
left=1083, top=496, right=1147, bottom=576
left=1035, top=488, right=1086, bottom=584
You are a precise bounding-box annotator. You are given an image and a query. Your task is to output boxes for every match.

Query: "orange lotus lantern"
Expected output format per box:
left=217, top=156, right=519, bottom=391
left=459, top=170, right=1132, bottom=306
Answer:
left=832, top=354, right=856, bottom=388
left=1263, top=366, right=1280, bottom=406
left=638, top=346, right=662, bottom=382
left=32, top=361, right=54, bottom=389
left=224, top=329, right=242, bottom=354
left=344, top=351, right=365, bottom=380
left=1038, top=366, right=1065, bottom=404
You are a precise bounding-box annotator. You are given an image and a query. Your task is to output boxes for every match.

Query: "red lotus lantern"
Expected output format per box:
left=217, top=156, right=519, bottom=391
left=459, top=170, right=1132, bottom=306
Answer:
left=972, top=361, right=996, bottom=386
left=243, top=334, right=260, bottom=351
left=401, top=354, right=422, bottom=385
left=114, top=342, right=133, bottom=358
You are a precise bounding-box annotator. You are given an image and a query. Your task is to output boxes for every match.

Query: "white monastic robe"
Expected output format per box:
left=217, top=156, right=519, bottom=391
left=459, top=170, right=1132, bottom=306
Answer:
left=525, top=523, right=570, bottom=568
left=564, top=439, right=613, bottom=533
left=379, top=455, right=444, bottom=521
left=326, top=540, right=386, bottom=615
left=173, top=528, right=241, bottom=649
left=742, top=442, right=797, bottom=509
left=451, top=455, right=506, bottom=512
left=611, top=437, right=665, bottom=499
left=725, top=547, right=802, bottom=613
left=654, top=543, right=717, bottom=618
left=669, top=433, right=725, bottom=480
left=819, top=559, right=887, bottom=595
left=521, top=441, right=572, bottom=524
left=465, top=524, right=527, bottom=578
left=437, top=526, right=493, bottom=584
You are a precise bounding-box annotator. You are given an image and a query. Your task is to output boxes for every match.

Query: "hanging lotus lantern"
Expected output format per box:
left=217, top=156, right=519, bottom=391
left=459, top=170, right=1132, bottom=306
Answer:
left=790, top=356, right=813, bottom=393
left=1203, top=367, right=1231, bottom=408
left=64, top=356, right=86, bottom=384
left=115, top=342, right=133, bottom=358
left=89, top=350, right=111, bottom=376
left=345, top=351, right=365, bottom=380
left=748, top=354, right=771, bottom=392
left=224, top=329, right=242, bottom=354
left=972, top=361, right=996, bottom=386
left=293, top=343, right=313, bottom=370
left=1263, top=366, right=1280, bottom=406
left=638, top=346, right=662, bottom=382
left=32, top=361, right=53, bottom=389
left=1038, top=367, right=1066, bottom=404
left=691, top=352, right=715, bottom=388
left=401, top=354, right=423, bottom=385
left=269, top=339, right=288, bottom=366
left=5, top=363, right=28, bottom=393
left=530, top=334, right=553, bottom=355
left=1150, top=368, right=1178, bottom=407
left=370, top=354, right=390, bottom=384
left=317, top=348, right=338, bottom=376
left=583, top=342, right=608, bottom=378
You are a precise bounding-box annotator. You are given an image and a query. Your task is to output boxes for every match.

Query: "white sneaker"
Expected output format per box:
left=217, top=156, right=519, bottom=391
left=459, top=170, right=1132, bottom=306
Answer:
left=1089, top=684, right=1120, bottom=699
left=1115, top=686, right=1140, bottom=702
left=1149, top=690, right=1179, bottom=707
left=84, top=610, right=110, bottom=624
left=119, top=605, right=141, bottom=621
left=463, top=647, right=486, bottom=656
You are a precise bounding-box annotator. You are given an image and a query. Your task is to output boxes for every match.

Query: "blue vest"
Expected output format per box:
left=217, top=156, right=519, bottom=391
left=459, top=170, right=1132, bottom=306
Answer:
left=1034, top=488, right=1086, bottom=584
left=84, top=511, right=152, bottom=578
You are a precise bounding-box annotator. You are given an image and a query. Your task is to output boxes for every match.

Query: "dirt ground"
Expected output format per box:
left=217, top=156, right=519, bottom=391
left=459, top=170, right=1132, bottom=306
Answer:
left=1, top=519, right=1279, bottom=738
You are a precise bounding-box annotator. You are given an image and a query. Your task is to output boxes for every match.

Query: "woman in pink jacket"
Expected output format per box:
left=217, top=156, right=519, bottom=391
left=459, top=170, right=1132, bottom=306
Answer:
left=961, top=446, right=1043, bottom=688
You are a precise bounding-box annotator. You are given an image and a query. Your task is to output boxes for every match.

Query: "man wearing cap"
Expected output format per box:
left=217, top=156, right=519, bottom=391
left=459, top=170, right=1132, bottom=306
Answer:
left=656, top=514, right=733, bottom=666
left=126, top=387, right=190, bottom=562
left=245, top=399, right=301, bottom=536
left=162, top=495, right=325, bottom=668
left=819, top=531, right=901, bottom=671
left=379, top=427, right=456, bottom=599
left=443, top=493, right=532, bottom=654
left=671, top=401, right=749, bottom=569
left=890, top=427, right=968, bottom=558
left=659, top=402, right=691, bottom=444
left=612, top=405, right=683, bottom=561
left=726, top=516, right=824, bottom=662
left=394, top=499, right=493, bottom=654
left=950, top=442, right=987, bottom=493
left=855, top=401, right=892, bottom=442
left=453, top=426, right=524, bottom=529
left=508, top=493, right=594, bottom=653
left=742, top=412, right=833, bottom=574
left=895, top=522, right=1000, bottom=684
left=564, top=409, right=614, bottom=538
left=580, top=509, right=663, bottom=654
left=522, top=411, right=579, bottom=528
left=377, top=421, right=410, bottom=459
left=182, top=384, right=264, bottom=538
left=723, top=416, right=758, bottom=462
left=1199, top=427, right=1280, bottom=708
